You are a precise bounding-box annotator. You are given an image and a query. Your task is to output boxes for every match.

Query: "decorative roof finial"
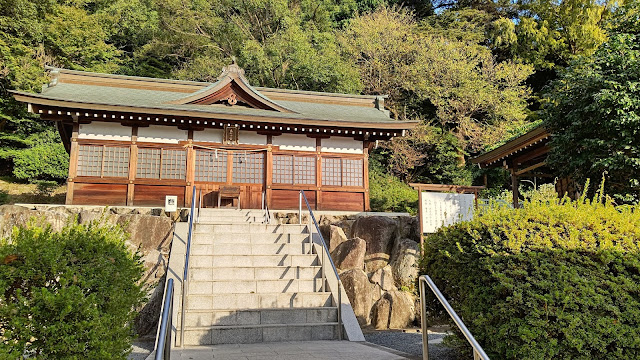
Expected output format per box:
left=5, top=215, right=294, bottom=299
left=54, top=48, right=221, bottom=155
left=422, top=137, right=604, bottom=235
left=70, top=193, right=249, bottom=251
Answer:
left=219, top=57, right=244, bottom=80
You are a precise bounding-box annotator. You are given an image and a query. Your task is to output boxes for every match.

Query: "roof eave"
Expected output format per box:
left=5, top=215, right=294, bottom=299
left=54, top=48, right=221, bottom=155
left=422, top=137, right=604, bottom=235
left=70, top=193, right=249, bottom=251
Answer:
left=471, top=126, right=550, bottom=167
left=12, top=91, right=417, bottom=131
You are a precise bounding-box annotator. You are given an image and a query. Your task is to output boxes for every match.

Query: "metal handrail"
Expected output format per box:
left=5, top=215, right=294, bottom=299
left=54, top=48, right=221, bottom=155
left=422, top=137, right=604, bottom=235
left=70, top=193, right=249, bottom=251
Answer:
left=179, top=186, right=197, bottom=347
left=419, top=275, right=489, bottom=360
left=197, top=188, right=202, bottom=223
left=299, top=190, right=342, bottom=340
left=155, top=278, right=174, bottom=360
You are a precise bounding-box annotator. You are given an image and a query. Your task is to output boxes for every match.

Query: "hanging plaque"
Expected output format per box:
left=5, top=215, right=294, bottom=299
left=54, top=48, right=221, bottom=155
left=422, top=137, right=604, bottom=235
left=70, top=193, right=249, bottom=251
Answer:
left=223, top=124, right=239, bottom=145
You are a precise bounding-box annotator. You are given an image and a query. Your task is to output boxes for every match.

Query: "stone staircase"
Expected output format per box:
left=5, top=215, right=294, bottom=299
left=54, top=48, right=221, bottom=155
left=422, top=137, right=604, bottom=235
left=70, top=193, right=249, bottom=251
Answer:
left=179, top=208, right=340, bottom=345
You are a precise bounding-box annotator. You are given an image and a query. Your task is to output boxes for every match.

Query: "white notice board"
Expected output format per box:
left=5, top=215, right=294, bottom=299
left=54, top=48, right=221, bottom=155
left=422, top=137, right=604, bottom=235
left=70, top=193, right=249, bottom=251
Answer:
left=420, top=191, right=475, bottom=233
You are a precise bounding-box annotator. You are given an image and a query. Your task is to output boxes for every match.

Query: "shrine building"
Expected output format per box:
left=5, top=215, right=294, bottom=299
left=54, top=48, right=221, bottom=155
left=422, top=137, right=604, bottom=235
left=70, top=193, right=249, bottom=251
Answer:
left=12, top=64, right=415, bottom=211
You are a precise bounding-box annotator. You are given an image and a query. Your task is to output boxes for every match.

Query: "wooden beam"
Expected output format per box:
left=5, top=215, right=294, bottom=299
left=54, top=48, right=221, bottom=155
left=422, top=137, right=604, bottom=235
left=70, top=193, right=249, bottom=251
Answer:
left=515, top=161, right=547, bottom=176
left=409, top=183, right=485, bottom=193
left=511, top=168, right=519, bottom=208
left=266, top=135, right=273, bottom=209
left=127, top=126, right=138, bottom=205
left=363, top=145, right=370, bottom=211
left=185, top=129, right=195, bottom=207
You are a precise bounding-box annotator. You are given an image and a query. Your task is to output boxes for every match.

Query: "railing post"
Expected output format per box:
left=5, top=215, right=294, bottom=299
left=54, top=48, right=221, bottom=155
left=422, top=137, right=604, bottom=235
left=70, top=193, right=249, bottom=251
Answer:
left=180, top=185, right=197, bottom=348
left=337, top=281, right=343, bottom=341
left=420, top=277, right=429, bottom=360
left=155, top=278, right=174, bottom=360
left=298, top=191, right=302, bottom=225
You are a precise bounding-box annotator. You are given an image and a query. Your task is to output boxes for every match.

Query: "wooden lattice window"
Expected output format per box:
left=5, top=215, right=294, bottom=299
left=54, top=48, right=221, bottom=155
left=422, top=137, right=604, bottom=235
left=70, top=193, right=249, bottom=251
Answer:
left=136, top=148, right=186, bottom=179
left=232, top=151, right=264, bottom=184
left=195, top=149, right=227, bottom=182
left=273, top=155, right=316, bottom=185
left=77, top=145, right=129, bottom=178
left=322, top=157, right=363, bottom=187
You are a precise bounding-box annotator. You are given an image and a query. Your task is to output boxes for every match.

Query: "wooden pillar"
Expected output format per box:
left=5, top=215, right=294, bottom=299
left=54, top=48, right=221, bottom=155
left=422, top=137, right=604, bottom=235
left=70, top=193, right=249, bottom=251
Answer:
left=363, top=142, right=370, bottom=211
left=316, top=138, right=322, bottom=210
left=511, top=168, right=519, bottom=208
left=185, top=130, right=195, bottom=207
left=266, top=135, right=273, bottom=209
left=66, top=121, right=80, bottom=205
left=127, top=126, right=138, bottom=206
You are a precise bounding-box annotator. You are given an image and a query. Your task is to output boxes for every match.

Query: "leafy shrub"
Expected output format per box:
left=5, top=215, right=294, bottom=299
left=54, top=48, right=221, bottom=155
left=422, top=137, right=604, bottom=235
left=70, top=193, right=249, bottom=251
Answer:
left=13, top=140, right=69, bottom=182
left=369, top=153, right=418, bottom=214
left=0, top=219, right=146, bottom=359
left=420, top=189, right=640, bottom=359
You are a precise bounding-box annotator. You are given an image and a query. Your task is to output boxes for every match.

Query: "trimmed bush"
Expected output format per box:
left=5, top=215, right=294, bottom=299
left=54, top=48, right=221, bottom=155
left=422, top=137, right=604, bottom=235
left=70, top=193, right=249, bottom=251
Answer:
left=0, top=219, right=145, bottom=359
left=420, top=192, right=640, bottom=359
left=12, top=141, right=69, bottom=182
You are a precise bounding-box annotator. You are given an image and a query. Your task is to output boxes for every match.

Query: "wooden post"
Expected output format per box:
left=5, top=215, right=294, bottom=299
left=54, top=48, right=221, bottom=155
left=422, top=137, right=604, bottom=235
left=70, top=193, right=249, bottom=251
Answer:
left=266, top=135, right=273, bottom=209
left=185, top=130, right=195, bottom=207
left=363, top=143, right=370, bottom=211
left=127, top=126, right=138, bottom=206
left=66, top=121, right=80, bottom=205
left=511, top=168, right=519, bottom=208
left=316, top=138, right=322, bottom=210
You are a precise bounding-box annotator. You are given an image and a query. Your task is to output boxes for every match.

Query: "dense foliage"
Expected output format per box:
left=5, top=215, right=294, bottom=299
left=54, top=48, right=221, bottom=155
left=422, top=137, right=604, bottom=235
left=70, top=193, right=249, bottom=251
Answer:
left=0, top=219, right=145, bottom=359
left=544, top=2, right=640, bottom=204
left=421, top=188, right=640, bottom=359
left=369, top=151, right=418, bottom=213
left=0, top=0, right=634, bottom=201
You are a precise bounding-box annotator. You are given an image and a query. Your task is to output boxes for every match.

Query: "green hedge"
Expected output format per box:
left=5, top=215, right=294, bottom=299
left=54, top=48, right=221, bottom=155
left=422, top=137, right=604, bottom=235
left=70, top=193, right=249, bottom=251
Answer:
left=420, top=193, right=640, bottom=359
left=0, top=219, right=145, bottom=359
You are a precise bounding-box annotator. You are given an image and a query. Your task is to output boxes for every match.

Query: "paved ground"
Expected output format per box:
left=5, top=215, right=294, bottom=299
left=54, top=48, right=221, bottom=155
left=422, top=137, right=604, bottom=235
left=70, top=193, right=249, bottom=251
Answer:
left=364, top=327, right=458, bottom=360
left=142, top=340, right=415, bottom=360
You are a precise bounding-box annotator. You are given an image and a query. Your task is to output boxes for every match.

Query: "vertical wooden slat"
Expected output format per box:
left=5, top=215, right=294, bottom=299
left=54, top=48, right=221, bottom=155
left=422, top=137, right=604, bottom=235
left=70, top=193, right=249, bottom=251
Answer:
left=66, top=122, right=80, bottom=205
left=266, top=135, right=273, bottom=209
left=363, top=143, right=370, bottom=211
left=226, top=151, right=233, bottom=185
left=316, top=137, right=322, bottom=210
left=127, top=126, right=138, bottom=206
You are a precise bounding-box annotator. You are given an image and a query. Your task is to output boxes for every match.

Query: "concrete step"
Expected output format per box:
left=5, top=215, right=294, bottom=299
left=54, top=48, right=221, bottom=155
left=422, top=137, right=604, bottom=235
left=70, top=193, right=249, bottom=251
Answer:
left=192, top=233, right=310, bottom=245
left=194, top=224, right=308, bottom=234
left=190, top=254, right=318, bottom=268
left=182, top=307, right=338, bottom=327
left=190, top=242, right=312, bottom=256
left=182, top=322, right=338, bottom=345
left=189, top=278, right=326, bottom=295
left=186, top=292, right=333, bottom=310
left=190, top=266, right=322, bottom=281
left=197, top=216, right=260, bottom=223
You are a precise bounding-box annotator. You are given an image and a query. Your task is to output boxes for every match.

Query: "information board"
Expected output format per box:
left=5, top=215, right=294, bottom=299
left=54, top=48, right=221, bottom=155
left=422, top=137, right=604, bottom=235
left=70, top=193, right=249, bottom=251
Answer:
left=420, top=191, right=475, bottom=233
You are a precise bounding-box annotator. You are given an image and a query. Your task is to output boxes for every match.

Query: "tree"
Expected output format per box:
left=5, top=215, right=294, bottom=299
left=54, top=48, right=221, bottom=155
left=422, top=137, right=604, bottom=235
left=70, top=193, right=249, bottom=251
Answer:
left=543, top=2, right=640, bottom=204
left=341, top=7, right=533, bottom=152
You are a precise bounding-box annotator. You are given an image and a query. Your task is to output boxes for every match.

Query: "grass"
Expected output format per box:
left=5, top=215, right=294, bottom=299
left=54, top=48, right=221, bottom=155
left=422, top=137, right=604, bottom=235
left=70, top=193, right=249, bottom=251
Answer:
left=0, top=176, right=67, bottom=205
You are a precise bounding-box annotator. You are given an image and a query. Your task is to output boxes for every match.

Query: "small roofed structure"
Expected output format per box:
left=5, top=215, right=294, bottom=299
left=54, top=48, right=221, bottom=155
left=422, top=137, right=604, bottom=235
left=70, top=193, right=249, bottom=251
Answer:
left=12, top=63, right=416, bottom=210
left=471, top=126, right=551, bottom=207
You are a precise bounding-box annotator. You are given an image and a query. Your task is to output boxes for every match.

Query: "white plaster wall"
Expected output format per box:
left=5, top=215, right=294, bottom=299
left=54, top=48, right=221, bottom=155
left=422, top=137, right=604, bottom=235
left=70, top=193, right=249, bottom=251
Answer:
left=137, top=125, right=188, bottom=144
left=273, top=133, right=316, bottom=152
left=238, top=130, right=267, bottom=146
left=78, top=122, right=132, bottom=141
left=321, top=136, right=363, bottom=154
left=193, top=128, right=224, bottom=143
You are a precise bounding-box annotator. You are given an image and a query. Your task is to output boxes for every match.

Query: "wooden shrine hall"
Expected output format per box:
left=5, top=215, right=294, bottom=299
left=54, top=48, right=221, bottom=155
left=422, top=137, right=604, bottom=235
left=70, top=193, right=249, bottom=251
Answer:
left=12, top=64, right=416, bottom=211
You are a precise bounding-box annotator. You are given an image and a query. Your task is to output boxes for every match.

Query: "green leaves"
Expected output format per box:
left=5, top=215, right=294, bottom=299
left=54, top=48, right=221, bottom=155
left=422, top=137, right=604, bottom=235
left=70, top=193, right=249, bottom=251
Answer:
left=0, top=219, right=145, bottom=359
left=544, top=2, right=640, bottom=204
left=421, top=195, right=640, bottom=359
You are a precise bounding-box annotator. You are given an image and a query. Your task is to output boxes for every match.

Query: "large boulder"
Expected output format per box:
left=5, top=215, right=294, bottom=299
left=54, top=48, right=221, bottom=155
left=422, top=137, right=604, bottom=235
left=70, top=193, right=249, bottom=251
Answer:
left=339, top=269, right=375, bottom=325
left=371, top=297, right=391, bottom=330
left=331, top=237, right=366, bottom=271
left=0, top=205, right=72, bottom=238
left=350, top=216, right=398, bottom=272
left=386, top=290, right=416, bottom=329
left=369, top=265, right=396, bottom=292
left=396, top=216, right=421, bottom=243
left=116, top=214, right=173, bottom=253
left=320, top=224, right=348, bottom=253
left=390, top=238, right=420, bottom=289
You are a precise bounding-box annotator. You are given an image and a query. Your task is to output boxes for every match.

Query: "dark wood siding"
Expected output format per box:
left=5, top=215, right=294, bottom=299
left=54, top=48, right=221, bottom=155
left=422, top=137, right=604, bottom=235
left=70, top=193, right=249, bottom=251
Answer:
left=73, top=183, right=127, bottom=205
left=321, top=191, right=364, bottom=211
left=271, top=189, right=316, bottom=210
left=133, top=185, right=185, bottom=207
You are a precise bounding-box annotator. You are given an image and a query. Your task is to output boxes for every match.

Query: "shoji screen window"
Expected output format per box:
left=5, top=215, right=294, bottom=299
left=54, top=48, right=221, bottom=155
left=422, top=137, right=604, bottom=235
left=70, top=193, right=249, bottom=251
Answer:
left=77, top=145, right=130, bottom=178
left=195, top=149, right=227, bottom=182
left=232, top=151, right=264, bottom=184
left=136, top=148, right=187, bottom=180
left=273, top=155, right=316, bottom=185
left=321, top=157, right=363, bottom=187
